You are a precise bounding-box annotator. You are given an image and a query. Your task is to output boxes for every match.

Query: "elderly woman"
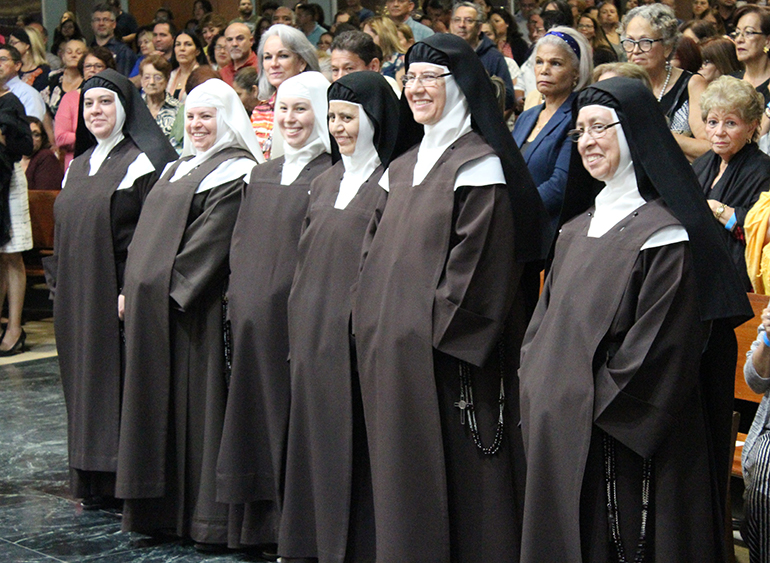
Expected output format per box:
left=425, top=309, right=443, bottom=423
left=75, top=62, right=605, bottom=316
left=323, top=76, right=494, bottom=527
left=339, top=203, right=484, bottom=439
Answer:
left=21, top=116, right=63, bottom=191
left=278, top=71, right=402, bottom=562
left=692, top=76, right=770, bottom=290
left=216, top=71, right=333, bottom=552
left=55, top=46, right=116, bottom=170
left=42, top=39, right=85, bottom=117
left=622, top=4, right=710, bottom=160
left=252, top=25, right=320, bottom=160
left=513, top=26, right=592, bottom=240
left=731, top=6, right=770, bottom=105
left=140, top=55, right=181, bottom=151
left=518, top=77, right=752, bottom=561
left=168, top=31, right=208, bottom=102
left=352, top=34, right=547, bottom=561
left=51, top=16, right=84, bottom=61
left=115, top=79, right=264, bottom=549
left=44, top=70, right=176, bottom=510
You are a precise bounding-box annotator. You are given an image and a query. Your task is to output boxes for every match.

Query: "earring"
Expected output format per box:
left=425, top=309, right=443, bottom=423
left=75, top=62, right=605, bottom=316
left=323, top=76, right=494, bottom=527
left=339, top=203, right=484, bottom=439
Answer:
left=764, top=45, right=769, bottom=54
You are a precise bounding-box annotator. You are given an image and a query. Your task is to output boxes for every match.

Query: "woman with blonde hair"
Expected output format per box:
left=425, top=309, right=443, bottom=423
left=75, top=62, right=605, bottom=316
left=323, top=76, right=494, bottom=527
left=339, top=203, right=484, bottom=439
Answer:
left=8, top=27, right=50, bottom=91
left=363, top=16, right=406, bottom=82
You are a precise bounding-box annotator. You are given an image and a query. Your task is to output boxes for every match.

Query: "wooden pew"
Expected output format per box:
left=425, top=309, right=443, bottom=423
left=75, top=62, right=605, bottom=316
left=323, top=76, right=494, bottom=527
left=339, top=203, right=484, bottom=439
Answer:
left=23, top=190, right=58, bottom=279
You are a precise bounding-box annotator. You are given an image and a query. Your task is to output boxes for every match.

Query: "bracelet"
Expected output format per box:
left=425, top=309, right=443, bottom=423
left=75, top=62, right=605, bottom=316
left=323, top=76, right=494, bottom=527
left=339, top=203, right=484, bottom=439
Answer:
left=762, top=331, right=770, bottom=348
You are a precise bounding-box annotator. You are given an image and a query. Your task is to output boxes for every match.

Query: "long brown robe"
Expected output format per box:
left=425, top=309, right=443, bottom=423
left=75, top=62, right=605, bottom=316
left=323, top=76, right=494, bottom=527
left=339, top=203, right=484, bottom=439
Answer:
left=217, top=153, right=332, bottom=548
left=48, top=139, right=155, bottom=498
left=352, top=132, right=526, bottom=562
left=116, top=148, right=253, bottom=544
left=279, top=161, right=385, bottom=562
left=518, top=200, right=722, bottom=562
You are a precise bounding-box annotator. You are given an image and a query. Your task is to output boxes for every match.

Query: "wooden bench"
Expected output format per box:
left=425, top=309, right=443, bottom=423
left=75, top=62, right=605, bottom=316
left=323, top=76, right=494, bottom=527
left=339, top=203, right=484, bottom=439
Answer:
left=23, top=190, right=58, bottom=279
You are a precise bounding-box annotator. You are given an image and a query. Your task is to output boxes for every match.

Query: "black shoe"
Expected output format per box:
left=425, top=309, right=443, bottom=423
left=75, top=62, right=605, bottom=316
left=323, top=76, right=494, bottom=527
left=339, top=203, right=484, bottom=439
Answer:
left=0, top=329, right=27, bottom=357
left=81, top=495, right=107, bottom=510
left=193, top=542, right=229, bottom=554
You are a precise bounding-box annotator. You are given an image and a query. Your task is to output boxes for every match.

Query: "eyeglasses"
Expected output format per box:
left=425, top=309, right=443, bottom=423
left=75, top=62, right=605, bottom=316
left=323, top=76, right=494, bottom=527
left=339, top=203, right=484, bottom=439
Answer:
left=730, top=28, right=766, bottom=40
left=567, top=121, right=620, bottom=142
left=91, top=17, right=114, bottom=23
left=577, top=23, right=594, bottom=30
left=620, top=38, right=663, bottom=53
left=452, top=16, right=478, bottom=25
left=401, top=72, right=451, bottom=88
left=83, top=63, right=106, bottom=71
left=142, top=73, right=165, bottom=82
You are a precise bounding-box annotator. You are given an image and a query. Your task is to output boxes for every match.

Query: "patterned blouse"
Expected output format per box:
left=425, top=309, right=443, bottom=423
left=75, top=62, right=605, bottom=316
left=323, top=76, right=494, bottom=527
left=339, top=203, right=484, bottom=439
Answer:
left=41, top=70, right=81, bottom=117
left=251, top=93, right=276, bottom=160
left=142, top=91, right=182, bottom=153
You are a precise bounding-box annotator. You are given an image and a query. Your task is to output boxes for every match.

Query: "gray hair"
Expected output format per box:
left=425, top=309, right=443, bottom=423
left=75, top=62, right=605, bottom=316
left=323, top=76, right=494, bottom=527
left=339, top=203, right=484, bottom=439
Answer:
left=452, top=2, right=485, bottom=22
left=256, top=24, right=320, bottom=100
left=534, top=26, right=594, bottom=92
left=621, top=4, right=680, bottom=50
left=700, top=75, right=764, bottom=140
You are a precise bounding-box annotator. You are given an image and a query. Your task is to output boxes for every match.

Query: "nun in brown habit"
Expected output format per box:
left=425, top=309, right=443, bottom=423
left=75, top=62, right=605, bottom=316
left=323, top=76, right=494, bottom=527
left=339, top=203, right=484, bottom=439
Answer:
left=278, top=71, right=403, bottom=563
left=215, top=71, right=333, bottom=549
left=45, top=69, right=176, bottom=510
left=518, top=78, right=752, bottom=562
left=351, top=34, right=548, bottom=562
left=115, top=78, right=264, bottom=548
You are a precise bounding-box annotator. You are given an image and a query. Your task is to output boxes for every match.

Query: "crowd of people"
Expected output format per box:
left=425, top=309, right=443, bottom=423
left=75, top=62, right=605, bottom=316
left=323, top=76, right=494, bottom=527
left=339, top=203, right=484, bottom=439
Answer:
left=5, top=0, right=770, bottom=560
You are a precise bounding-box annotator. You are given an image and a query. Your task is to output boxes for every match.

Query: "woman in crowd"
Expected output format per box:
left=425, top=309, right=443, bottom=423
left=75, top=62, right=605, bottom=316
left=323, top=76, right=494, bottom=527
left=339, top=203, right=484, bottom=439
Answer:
left=277, top=70, right=401, bottom=563
left=352, top=34, right=547, bottom=562
left=51, top=15, right=84, bottom=61
left=200, top=13, right=228, bottom=59
left=9, top=28, right=50, bottom=92
left=692, top=76, right=770, bottom=290
left=0, top=65, right=33, bottom=357
left=168, top=31, right=208, bottom=103
left=598, top=1, right=625, bottom=62
left=593, top=61, right=652, bottom=89
left=362, top=16, right=406, bottom=83
left=732, top=5, right=770, bottom=106
left=577, top=11, right=618, bottom=66
left=45, top=69, right=176, bottom=510
left=253, top=25, right=319, bottom=160
left=42, top=39, right=85, bottom=117
left=692, top=0, right=711, bottom=20
left=514, top=27, right=592, bottom=240
left=518, top=76, right=752, bottom=562
left=672, top=36, right=703, bottom=74
left=208, top=32, right=231, bottom=71
left=490, top=8, right=529, bottom=65
left=55, top=47, right=115, bottom=170
left=216, top=71, right=333, bottom=551
left=543, top=0, right=575, bottom=27
left=680, top=19, right=719, bottom=43
left=741, top=305, right=770, bottom=562
left=21, top=116, right=63, bottom=191
left=699, top=36, right=742, bottom=85
left=140, top=55, right=182, bottom=152
left=128, top=27, right=155, bottom=86
left=622, top=4, right=710, bottom=160
left=115, top=78, right=263, bottom=550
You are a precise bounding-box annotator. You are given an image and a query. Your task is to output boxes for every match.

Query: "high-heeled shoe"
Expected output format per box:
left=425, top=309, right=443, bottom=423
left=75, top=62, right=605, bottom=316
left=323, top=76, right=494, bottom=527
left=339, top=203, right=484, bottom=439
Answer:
left=0, top=329, right=28, bottom=356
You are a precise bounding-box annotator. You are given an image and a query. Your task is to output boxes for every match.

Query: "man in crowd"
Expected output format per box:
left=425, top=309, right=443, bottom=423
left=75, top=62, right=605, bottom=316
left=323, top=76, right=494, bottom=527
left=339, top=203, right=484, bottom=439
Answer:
left=152, top=21, right=176, bottom=61
left=108, top=0, right=139, bottom=44
left=273, top=6, right=295, bottom=25
left=450, top=1, right=514, bottom=111
left=331, top=10, right=360, bottom=33
left=424, top=0, right=451, bottom=32
left=91, top=4, right=136, bottom=76
left=386, top=0, right=434, bottom=41
left=221, top=22, right=259, bottom=86
left=231, top=0, right=259, bottom=34
left=515, top=0, right=540, bottom=45
left=297, top=4, right=326, bottom=46
left=346, top=0, right=375, bottom=23
left=330, top=31, right=401, bottom=94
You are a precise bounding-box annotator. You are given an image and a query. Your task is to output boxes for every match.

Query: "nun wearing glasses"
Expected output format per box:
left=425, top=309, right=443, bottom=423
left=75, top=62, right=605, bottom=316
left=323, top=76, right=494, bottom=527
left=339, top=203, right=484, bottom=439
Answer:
left=351, top=34, right=547, bottom=562
left=518, top=78, right=751, bottom=562
left=116, top=78, right=264, bottom=549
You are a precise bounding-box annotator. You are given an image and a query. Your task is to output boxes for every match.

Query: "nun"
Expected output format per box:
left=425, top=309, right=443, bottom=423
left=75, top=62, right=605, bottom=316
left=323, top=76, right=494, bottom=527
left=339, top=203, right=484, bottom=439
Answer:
left=278, top=71, right=402, bottom=563
left=216, top=71, right=333, bottom=549
left=115, top=78, right=264, bottom=549
left=351, top=34, right=548, bottom=562
left=45, top=69, right=177, bottom=510
left=518, top=78, right=752, bottom=562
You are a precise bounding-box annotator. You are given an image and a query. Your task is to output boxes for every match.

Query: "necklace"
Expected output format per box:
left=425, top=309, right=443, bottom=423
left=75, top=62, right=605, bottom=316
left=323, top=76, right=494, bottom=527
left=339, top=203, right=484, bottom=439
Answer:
left=656, top=64, right=672, bottom=103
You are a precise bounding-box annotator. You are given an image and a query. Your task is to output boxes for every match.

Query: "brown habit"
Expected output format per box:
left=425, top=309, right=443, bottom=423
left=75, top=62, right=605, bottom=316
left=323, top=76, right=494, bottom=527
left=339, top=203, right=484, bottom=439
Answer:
left=48, top=139, right=150, bottom=497
left=351, top=132, right=526, bottom=562
left=518, top=200, right=723, bottom=562
left=217, top=153, right=332, bottom=547
left=116, top=148, right=253, bottom=543
left=279, top=161, right=385, bottom=562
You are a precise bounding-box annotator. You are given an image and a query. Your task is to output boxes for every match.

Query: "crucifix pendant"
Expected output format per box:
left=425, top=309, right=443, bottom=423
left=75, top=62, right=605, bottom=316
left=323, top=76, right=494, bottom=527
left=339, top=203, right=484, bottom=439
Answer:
left=454, top=399, right=468, bottom=425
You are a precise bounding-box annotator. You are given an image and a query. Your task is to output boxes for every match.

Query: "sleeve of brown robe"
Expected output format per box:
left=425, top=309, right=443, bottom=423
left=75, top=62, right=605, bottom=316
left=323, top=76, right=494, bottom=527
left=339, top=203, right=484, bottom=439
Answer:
left=432, top=183, right=517, bottom=368
left=592, top=242, right=710, bottom=459
left=169, top=178, right=243, bottom=312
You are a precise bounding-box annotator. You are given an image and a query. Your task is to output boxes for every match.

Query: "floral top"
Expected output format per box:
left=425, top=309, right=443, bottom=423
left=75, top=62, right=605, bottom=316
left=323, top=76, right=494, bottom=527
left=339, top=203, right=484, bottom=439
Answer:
left=41, top=70, right=80, bottom=117
left=142, top=91, right=182, bottom=153
left=251, top=93, right=276, bottom=160
left=381, top=53, right=405, bottom=79
left=20, top=64, right=51, bottom=92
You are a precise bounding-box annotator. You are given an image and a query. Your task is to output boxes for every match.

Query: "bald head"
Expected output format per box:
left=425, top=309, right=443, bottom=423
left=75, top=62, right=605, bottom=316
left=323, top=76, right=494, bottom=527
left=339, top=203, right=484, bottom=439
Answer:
left=225, top=22, right=253, bottom=65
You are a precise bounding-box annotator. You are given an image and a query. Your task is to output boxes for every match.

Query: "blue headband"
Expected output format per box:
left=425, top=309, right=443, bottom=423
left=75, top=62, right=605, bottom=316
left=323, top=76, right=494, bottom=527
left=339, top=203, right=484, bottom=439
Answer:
left=544, top=30, right=581, bottom=61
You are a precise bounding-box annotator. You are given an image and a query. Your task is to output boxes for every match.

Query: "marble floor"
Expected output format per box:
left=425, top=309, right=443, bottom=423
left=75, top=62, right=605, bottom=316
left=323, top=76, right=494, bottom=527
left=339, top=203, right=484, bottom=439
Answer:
left=0, top=314, right=753, bottom=562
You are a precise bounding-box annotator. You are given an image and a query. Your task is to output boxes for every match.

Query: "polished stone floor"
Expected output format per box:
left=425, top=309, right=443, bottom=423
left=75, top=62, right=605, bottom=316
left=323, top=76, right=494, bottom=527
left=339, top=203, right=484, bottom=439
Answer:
left=0, top=356, right=269, bottom=562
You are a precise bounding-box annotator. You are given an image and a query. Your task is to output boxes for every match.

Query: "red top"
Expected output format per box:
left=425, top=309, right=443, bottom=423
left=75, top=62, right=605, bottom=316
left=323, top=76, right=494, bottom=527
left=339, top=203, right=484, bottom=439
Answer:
left=219, top=50, right=259, bottom=86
